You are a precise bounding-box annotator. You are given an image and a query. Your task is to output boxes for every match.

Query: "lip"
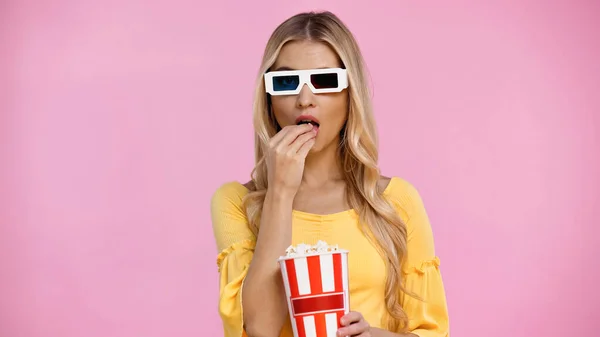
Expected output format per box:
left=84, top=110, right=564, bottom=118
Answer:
left=295, top=115, right=320, bottom=125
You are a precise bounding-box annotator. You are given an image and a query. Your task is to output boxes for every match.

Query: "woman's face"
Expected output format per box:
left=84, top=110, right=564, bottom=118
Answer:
left=269, top=40, right=348, bottom=153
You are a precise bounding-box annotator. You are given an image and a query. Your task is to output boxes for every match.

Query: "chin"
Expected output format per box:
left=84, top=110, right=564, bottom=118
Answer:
left=308, top=139, right=330, bottom=154
left=308, top=142, right=323, bottom=153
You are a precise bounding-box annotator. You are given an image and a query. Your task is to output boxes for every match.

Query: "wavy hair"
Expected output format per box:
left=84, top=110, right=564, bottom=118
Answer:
left=241, top=11, right=411, bottom=333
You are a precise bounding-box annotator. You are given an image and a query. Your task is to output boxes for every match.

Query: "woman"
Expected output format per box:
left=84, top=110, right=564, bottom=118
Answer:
left=211, top=11, right=449, bottom=337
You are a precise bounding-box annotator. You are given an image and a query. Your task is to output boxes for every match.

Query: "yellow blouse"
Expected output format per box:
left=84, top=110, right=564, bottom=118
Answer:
left=210, top=177, right=449, bottom=337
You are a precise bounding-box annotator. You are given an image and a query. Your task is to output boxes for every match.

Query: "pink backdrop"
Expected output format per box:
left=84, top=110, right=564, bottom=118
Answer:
left=2, top=1, right=598, bottom=336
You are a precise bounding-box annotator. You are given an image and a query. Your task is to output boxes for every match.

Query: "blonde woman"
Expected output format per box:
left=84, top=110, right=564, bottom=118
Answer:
left=211, top=11, right=449, bottom=337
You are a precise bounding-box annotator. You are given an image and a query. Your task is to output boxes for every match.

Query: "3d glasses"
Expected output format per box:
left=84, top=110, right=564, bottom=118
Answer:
left=264, top=68, right=348, bottom=96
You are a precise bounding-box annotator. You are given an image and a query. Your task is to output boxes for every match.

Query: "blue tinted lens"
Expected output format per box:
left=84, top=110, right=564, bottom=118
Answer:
left=273, top=75, right=300, bottom=91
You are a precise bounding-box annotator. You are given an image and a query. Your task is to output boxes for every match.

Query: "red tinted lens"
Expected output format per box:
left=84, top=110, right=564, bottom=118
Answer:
left=310, top=73, right=339, bottom=89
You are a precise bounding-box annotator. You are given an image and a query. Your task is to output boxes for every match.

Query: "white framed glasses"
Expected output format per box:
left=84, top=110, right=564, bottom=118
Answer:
left=264, top=68, right=348, bottom=96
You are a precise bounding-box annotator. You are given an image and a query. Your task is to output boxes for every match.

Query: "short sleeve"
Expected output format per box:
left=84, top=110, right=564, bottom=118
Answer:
left=210, top=182, right=256, bottom=337
left=387, top=178, right=450, bottom=337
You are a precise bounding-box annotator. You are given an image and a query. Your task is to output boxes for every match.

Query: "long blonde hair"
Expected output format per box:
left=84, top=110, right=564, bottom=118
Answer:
left=242, top=11, right=411, bottom=332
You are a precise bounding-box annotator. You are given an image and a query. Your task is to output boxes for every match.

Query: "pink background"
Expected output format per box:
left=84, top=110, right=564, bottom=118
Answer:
left=1, top=1, right=598, bottom=336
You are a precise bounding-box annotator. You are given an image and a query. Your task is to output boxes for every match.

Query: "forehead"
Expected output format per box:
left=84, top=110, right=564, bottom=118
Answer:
left=272, top=40, right=342, bottom=71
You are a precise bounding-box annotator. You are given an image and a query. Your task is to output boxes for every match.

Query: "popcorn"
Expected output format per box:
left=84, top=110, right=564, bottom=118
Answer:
left=284, top=240, right=340, bottom=257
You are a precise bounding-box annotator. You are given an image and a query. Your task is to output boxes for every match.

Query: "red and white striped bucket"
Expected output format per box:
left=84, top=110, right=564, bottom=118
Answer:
left=278, top=250, right=350, bottom=337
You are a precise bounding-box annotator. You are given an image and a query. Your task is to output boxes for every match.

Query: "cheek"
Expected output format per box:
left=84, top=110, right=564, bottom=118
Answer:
left=323, top=96, right=348, bottom=129
left=271, top=97, right=296, bottom=126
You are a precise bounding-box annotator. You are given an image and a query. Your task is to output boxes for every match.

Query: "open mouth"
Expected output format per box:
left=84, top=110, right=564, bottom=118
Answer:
left=296, top=120, right=320, bottom=127
left=295, top=115, right=320, bottom=134
left=297, top=119, right=320, bottom=134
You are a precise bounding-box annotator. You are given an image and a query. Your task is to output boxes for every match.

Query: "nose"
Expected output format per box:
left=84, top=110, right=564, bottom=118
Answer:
left=295, top=84, right=316, bottom=108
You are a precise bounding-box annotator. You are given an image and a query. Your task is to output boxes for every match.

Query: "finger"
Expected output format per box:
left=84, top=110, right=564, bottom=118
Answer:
left=353, top=333, right=371, bottom=337
left=267, top=126, right=292, bottom=147
left=274, top=124, right=314, bottom=147
left=289, top=128, right=317, bottom=153
left=340, top=311, right=363, bottom=326
left=295, top=137, right=316, bottom=158
left=336, top=320, right=369, bottom=337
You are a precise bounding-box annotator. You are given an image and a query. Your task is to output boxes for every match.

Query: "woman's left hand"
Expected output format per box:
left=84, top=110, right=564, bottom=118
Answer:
left=337, top=311, right=371, bottom=337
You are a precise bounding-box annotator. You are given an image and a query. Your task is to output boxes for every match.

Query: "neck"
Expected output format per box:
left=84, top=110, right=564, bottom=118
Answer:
left=301, top=139, right=343, bottom=187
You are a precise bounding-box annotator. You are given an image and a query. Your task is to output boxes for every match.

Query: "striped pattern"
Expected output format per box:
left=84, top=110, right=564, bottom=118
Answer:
left=280, top=252, right=349, bottom=337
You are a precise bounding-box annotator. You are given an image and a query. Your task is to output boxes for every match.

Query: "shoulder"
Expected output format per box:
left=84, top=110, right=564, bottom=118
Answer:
left=377, top=175, right=392, bottom=192
left=210, top=180, right=251, bottom=211
left=210, top=181, right=256, bottom=254
left=381, top=175, right=426, bottom=224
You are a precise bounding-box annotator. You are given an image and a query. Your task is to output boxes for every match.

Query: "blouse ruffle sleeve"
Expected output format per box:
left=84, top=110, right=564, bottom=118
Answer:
left=389, top=179, right=450, bottom=337
left=402, top=257, right=449, bottom=337
left=210, top=182, right=256, bottom=337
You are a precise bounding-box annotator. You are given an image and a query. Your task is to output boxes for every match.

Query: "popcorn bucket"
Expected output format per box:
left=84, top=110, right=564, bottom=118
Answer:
left=278, top=247, right=350, bottom=337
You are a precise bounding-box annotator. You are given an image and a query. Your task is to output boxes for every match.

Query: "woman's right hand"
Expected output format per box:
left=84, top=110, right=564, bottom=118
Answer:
left=265, top=123, right=317, bottom=198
